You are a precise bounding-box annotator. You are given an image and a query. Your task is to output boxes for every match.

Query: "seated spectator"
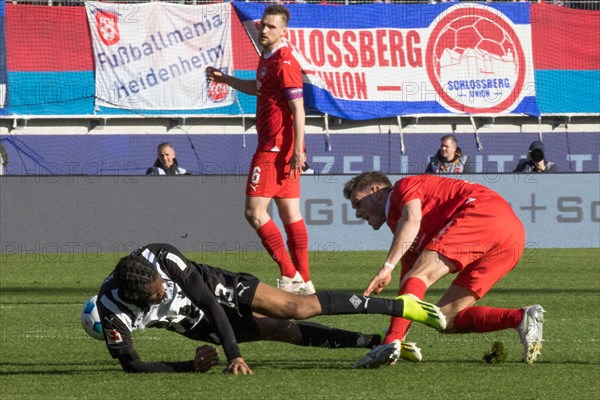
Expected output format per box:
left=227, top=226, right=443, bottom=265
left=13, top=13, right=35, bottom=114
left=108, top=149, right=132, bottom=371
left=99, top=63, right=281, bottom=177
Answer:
left=146, top=142, right=189, bottom=175
left=425, top=134, right=471, bottom=173
left=513, top=140, right=558, bottom=173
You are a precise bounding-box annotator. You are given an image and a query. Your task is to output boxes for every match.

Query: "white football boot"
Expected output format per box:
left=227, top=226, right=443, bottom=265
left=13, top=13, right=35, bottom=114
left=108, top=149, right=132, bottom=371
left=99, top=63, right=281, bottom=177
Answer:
left=276, top=271, right=305, bottom=294
left=399, top=342, right=423, bottom=362
left=352, top=339, right=401, bottom=369
left=297, top=280, right=316, bottom=295
left=517, top=304, right=545, bottom=364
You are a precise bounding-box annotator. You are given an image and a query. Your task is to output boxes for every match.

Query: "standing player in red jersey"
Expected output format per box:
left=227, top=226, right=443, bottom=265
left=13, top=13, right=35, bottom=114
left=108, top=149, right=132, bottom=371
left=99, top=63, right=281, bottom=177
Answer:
left=206, top=5, right=313, bottom=295
left=343, top=172, right=545, bottom=368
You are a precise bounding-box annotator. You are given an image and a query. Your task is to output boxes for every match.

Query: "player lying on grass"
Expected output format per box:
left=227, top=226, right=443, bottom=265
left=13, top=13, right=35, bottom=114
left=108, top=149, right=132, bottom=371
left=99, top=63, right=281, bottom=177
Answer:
left=343, top=173, right=545, bottom=368
left=96, top=243, right=446, bottom=375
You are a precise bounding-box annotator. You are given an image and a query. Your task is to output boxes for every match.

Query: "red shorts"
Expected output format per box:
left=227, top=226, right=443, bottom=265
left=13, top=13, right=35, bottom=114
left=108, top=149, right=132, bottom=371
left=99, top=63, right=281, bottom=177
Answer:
left=422, top=195, right=525, bottom=298
left=246, top=151, right=300, bottom=198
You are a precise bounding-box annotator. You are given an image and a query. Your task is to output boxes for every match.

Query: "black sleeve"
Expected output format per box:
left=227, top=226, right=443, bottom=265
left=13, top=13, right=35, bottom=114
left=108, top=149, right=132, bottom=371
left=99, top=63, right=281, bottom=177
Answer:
left=98, top=302, right=195, bottom=373
left=152, top=244, right=242, bottom=362
left=547, top=162, right=558, bottom=172
left=118, top=349, right=195, bottom=374
left=513, top=159, right=527, bottom=172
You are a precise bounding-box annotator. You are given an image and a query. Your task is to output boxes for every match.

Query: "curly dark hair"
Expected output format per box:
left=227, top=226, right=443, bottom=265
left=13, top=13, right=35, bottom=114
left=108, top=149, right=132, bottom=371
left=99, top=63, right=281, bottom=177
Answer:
left=113, top=255, right=158, bottom=298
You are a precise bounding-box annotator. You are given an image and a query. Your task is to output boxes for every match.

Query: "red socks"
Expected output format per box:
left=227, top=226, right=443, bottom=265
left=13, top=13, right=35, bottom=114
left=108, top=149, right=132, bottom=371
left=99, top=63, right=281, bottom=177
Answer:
left=452, top=306, right=524, bottom=333
left=256, top=219, right=296, bottom=278
left=383, top=277, right=427, bottom=344
left=285, top=219, right=310, bottom=282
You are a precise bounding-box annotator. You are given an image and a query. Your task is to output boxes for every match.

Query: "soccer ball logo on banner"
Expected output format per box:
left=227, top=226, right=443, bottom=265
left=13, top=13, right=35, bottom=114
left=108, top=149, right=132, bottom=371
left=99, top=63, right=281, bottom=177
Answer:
left=426, top=4, right=526, bottom=114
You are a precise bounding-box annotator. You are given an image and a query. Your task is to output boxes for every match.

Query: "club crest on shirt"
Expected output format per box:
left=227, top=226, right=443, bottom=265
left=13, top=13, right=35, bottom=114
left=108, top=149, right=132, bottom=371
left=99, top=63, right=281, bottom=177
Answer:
left=105, top=329, right=123, bottom=344
left=260, top=67, right=267, bottom=79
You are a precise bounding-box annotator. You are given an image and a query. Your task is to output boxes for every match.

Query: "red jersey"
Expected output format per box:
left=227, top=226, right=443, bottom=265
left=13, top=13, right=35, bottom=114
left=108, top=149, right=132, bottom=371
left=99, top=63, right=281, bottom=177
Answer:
left=386, top=175, right=498, bottom=252
left=255, top=44, right=302, bottom=154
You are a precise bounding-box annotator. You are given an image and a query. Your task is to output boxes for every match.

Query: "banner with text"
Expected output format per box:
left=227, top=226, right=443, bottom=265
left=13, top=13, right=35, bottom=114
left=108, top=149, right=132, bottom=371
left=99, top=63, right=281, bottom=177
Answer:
left=86, top=2, right=234, bottom=110
left=234, top=2, right=539, bottom=120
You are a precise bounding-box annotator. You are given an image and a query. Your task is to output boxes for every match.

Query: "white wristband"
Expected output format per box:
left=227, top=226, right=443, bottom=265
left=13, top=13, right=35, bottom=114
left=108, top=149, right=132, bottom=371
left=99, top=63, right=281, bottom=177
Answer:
left=384, top=262, right=396, bottom=270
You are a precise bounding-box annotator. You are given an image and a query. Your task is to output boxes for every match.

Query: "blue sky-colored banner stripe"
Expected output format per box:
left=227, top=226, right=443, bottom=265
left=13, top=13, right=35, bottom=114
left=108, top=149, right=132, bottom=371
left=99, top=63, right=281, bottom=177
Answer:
left=233, top=2, right=531, bottom=30
left=0, top=0, right=5, bottom=18
left=8, top=71, right=95, bottom=115
left=535, top=70, right=600, bottom=113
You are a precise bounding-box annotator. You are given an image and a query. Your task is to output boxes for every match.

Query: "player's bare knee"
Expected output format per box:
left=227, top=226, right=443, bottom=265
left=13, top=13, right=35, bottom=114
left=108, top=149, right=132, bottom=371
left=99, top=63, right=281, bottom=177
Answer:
left=244, top=208, right=256, bottom=225
left=283, top=297, right=315, bottom=320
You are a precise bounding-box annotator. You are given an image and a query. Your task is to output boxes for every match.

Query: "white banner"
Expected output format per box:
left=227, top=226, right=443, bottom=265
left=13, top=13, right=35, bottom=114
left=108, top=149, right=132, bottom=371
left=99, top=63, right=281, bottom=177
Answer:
left=86, top=2, right=234, bottom=110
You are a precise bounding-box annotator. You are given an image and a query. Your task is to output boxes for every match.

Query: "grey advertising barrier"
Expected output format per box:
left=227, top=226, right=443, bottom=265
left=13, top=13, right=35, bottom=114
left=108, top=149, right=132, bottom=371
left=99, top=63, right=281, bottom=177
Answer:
left=1, top=174, right=598, bottom=257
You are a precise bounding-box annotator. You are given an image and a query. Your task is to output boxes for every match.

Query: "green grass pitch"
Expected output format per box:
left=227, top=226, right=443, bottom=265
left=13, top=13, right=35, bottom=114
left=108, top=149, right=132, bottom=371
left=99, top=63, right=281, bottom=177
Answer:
left=1, top=248, right=599, bottom=399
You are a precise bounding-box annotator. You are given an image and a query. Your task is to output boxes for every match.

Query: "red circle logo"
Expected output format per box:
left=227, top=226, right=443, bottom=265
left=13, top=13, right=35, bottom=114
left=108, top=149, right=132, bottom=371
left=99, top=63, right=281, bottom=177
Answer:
left=426, top=4, right=526, bottom=113
left=207, top=80, right=229, bottom=103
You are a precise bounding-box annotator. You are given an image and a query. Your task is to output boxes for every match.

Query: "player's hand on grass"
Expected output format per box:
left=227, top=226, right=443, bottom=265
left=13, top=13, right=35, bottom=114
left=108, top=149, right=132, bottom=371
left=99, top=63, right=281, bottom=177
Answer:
left=224, top=357, right=253, bottom=375
left=364, top=266, right=393, bottom=296
left=193, top=345, right=220, bottom=373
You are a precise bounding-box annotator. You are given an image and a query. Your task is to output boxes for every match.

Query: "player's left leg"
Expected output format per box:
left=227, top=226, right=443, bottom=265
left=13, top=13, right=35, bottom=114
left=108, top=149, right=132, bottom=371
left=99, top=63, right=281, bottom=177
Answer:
left=250, top=282, right=446, bottom=331
left=275, top=197, right=314, bottom=294
left=247, top=195, right=298, bottom=283
left=438, top=234, right=544, bottom=363
left=253, top=317, right=381, bottom=349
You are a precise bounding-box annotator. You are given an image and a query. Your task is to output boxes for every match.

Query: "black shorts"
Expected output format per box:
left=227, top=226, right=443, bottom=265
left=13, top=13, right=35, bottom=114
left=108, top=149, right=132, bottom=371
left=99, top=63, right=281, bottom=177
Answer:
left=183, top=263, right=262, bottom=343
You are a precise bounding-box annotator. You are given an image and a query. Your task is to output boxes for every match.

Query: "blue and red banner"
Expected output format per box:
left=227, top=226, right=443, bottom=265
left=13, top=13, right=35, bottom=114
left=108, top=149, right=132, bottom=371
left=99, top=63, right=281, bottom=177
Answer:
left=1, top=2, right=598, bottom=118
left=531, top=3, right=600, bottom=113
left=234, top=2, right=540, bottom=119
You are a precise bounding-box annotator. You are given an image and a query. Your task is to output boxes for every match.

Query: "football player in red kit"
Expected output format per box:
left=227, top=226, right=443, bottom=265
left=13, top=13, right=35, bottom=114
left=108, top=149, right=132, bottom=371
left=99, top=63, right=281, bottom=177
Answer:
left=206, top=4, right=312, bottom=295
left=343, top=172, right=545, bottom=368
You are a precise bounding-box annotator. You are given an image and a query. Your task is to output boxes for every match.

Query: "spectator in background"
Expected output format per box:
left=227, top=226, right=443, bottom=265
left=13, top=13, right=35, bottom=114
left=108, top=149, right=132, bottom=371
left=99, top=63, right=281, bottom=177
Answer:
left=146, top=142, right=189, bottom=175
left=206, top=5, right=314, bottom=295
left=425, top=134, right=471, bottom=174
left=513, top=140, right=558, bottom=173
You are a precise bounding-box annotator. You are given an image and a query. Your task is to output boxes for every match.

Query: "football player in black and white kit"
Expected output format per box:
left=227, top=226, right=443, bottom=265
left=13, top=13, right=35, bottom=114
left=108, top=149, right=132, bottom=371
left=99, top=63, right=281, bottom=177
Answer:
left=96, top=243, right=446, bottom=375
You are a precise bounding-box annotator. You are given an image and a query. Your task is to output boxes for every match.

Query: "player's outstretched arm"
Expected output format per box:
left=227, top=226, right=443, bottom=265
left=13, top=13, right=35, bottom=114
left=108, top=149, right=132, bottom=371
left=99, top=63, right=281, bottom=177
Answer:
left=117, top=347, right=197, bottom=373
left=115, top=344, right=220, bottom=374
left=365, top=199, right=422, bottom=296
left=205, top=66, right=258, bottom=96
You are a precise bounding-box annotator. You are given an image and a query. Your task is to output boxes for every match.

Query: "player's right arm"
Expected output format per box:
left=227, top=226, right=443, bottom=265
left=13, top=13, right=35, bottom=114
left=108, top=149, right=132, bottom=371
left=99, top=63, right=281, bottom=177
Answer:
left=205, top=66, right=258, bottom=96
left=364, top=199, right=422, bottom=296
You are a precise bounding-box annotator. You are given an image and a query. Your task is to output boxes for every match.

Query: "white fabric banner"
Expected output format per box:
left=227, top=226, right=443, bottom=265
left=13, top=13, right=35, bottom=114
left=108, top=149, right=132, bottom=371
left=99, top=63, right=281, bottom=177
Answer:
left=86, top=2, right=234, bottom=110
